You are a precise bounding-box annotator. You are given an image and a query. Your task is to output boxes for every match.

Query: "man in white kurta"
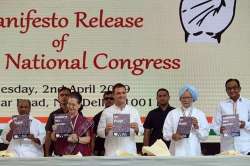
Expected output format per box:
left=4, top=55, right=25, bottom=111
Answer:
left=97, top=83, right=143, bottom=156
left=163, top=84, right=209, bottom=156
left=1, top=99, right=45, bottom=157
left=213, top=79, right=250, bottom=155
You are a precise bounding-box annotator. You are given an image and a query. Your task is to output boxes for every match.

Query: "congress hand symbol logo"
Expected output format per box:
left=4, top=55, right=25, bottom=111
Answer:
left=180, top=0, right=236, bottom=43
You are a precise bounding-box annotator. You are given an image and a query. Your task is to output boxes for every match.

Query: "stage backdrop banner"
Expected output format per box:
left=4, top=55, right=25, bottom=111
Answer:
left=0, top=0, right=250, bottom=127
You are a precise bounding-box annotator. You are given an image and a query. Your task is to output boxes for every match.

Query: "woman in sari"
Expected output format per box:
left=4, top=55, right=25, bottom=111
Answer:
left=51, top=92, right=93, bottom=156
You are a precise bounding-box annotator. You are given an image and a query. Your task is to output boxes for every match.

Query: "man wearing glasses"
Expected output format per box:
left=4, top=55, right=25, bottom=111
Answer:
left=213, top=78, right=250, bottom=155
left=163, top=84, right=209, bottom=156
left=92, top=91, right=114, bottom=156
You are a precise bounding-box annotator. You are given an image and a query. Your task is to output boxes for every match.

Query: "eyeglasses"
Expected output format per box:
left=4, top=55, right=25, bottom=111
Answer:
left=104, top=97, right=114, bottom=100
left=226, top=86, right=240, bottom=91
left=180, top=96, right=192, bottom=100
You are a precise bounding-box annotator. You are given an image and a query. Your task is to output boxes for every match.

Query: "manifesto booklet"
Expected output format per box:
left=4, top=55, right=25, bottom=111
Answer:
left=113, top=114, right=130, bottom=137
left=54, top=114, right=73, bottom=138
left=222, top=114, right=240, bottom=137
left=12, top=114, right=30, bottom=139
left=176, top=117, right=192, bottom=138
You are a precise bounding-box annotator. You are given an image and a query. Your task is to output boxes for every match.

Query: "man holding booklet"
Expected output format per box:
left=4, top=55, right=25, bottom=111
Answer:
left=213, top=78, right=250, bottom=155
left=92, top=91, right=114, bottom=156
left=44, top=86, right=71, bottom=156
left=1, top=99, right=45, bottom=157
left=163, top=84, right=209, bottom=156
left=97, top=83, right=143, bottom=156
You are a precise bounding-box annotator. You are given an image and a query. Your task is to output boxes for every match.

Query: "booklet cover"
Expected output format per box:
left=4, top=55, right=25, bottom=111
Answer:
left=222, top=114, right=240, bottom=137
left=54, top=114, right=73, bottom=138
left=113, top=114, right=130, bottom=137
left=176, top=117, right=192, bottom=138
left=12, top=114, right=30, bottom=139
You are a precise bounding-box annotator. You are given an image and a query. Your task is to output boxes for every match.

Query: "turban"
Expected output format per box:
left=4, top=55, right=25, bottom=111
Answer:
left=179, top=84, right=198, bottom=102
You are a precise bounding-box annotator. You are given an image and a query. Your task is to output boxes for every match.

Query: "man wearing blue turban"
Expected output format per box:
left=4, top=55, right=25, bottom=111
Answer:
left=163, top=84, right=209, bottom=156
left=178, top=84, right=198, bottom=102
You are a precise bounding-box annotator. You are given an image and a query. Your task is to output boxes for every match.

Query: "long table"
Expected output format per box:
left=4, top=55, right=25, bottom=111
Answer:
left=0, top=156, right=249, bottom=166
left=0, top=136, right=221, bottom=155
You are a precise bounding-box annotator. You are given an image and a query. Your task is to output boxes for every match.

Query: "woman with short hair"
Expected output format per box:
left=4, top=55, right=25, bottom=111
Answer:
left=51, top=92, right=93, bottom=156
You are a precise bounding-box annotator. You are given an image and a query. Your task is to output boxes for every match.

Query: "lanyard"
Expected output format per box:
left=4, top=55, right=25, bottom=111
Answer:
left=181, top=107, right=193, bottom=117
left=71, top=114, right=79, bottom=131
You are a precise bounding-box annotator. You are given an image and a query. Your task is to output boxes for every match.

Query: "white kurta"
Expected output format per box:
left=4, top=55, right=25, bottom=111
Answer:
left=213, top=97, right=250, bottom=154
left=97, top=104, right=144, bottom=156
left=1, top=116, right=45, bottom=157
left=163, top=107, right=209, bottom=156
